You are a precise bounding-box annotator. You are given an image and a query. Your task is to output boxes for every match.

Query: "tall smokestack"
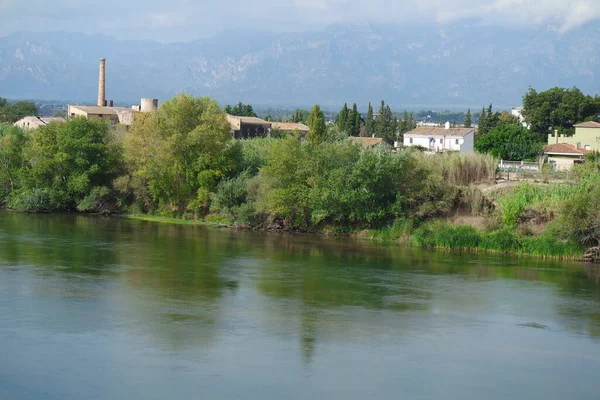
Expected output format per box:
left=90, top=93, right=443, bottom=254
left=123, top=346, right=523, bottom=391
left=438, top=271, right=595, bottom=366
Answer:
left=98, top=58, right=106, bottom=107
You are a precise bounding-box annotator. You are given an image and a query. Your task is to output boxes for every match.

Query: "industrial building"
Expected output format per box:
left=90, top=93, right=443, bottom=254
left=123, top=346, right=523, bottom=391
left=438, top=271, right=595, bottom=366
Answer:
left=67, top=58, right=158, bottom=126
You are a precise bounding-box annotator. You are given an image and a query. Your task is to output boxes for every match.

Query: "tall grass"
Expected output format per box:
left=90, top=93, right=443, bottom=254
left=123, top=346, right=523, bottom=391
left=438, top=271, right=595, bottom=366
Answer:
left=412, top=151, right=498, bottom=186
left=411, top=221, right=582, bottom=258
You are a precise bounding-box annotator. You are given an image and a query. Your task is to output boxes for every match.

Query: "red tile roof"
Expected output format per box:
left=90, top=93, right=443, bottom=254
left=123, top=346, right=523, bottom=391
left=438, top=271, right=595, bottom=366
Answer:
left=349, top=136, right=384, bottom=147
left=543, top=143, right=595, bottom=155
left=574, top=121, right=600, bottom=128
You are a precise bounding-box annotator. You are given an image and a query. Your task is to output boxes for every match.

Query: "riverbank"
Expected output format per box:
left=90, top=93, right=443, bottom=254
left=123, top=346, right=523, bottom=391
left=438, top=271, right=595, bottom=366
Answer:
left=124, top=213, right=586, bottom=261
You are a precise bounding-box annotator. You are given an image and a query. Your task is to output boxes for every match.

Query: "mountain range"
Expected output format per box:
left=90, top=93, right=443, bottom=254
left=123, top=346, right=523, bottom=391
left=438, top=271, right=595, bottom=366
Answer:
left=1, top=23, right=600, bottom=110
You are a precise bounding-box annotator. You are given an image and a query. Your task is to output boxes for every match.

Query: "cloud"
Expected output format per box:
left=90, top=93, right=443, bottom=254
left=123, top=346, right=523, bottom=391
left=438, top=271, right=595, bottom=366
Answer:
left=1, top=0, right=599, bottom=41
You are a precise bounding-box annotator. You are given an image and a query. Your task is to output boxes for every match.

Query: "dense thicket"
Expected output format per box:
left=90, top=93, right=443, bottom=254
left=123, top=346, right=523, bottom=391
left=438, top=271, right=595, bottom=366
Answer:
left=0, top=98, right=37, bottom=123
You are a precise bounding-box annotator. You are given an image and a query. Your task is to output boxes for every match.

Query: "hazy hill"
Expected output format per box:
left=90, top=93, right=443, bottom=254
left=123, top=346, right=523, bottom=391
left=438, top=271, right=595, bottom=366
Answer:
left=1, top=23, right=599, bottom=109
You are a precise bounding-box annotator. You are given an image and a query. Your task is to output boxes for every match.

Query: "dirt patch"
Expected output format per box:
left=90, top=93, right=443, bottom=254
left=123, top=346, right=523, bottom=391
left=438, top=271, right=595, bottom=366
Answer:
left=449, top=215, right=488, bottom=230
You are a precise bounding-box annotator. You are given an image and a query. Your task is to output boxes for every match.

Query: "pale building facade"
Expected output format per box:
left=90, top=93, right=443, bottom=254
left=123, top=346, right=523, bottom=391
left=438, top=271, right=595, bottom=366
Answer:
left=13, top=116, right=65, bottom=129
left=403, top=123, right=475, bottom=152
left=548, top=121, right=600, bottom=151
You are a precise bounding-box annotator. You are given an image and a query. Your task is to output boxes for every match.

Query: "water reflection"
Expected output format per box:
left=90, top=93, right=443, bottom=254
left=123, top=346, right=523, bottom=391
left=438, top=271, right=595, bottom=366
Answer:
left=1, top=212, right=600, bottom=363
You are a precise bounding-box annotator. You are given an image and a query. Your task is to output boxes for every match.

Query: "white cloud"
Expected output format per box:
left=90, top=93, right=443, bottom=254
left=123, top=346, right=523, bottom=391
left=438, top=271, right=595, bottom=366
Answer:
left=1, top=0, right=599, bottom=41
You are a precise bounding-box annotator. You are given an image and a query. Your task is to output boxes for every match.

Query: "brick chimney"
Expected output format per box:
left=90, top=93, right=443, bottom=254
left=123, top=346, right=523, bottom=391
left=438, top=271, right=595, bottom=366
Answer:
left=98, top=58, right=106, bottom=107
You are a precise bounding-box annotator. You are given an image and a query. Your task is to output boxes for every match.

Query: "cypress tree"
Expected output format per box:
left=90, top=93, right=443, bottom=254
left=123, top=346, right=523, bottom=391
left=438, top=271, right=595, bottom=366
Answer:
left=349, top=103, right=361, bottom=137
left=307, top=105, right=327, bottom=145
left=365, top=102, right=375, bottom=137
left=464, top=108, right=472, bottom=128
left=337, top=103, right=349, bottom=133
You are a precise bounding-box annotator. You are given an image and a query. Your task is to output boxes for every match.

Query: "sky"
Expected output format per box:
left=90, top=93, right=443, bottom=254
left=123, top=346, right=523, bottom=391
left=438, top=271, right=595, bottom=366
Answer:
left=1, top=0, right=600, bottom=42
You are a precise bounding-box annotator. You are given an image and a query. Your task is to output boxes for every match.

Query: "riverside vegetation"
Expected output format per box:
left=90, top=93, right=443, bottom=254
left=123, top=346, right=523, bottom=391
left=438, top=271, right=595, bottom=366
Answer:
left=1, top=93, right=600, bottom=259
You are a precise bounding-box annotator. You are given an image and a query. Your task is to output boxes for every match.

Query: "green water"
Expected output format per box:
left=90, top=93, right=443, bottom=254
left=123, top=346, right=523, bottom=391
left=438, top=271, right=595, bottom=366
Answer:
left=1, top=212, right=600, bottom=399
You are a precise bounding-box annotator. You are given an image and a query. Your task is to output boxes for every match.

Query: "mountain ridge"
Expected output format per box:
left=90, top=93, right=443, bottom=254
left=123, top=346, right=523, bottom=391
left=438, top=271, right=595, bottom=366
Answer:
left=1, top=24, right=599, bottom=109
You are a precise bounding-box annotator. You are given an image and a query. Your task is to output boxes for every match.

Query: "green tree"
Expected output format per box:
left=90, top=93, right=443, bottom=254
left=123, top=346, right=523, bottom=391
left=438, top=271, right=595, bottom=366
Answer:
left=225, top=102, right=258, bottom=117
left=307, top=105, right=327, bottom=145
left=336, top=103, right=349, bottom=133
left=478, top=104, right=501, bottom=136
left=475, top=122, right=543, bottom=161
left=0, top=100, right=37, bottom=123
left=375, top=101, right=396, bottom=144
left=291, top=109, right=309, bottom=123
left=365, top=103, right=375, bottom=137
left=522, top=87, right=600, bottom=137
left=348, top=103, right=361, bottom=137
left=0, top=124, right=28, bottom=203
left=10, top=118, right=122, bottom=211
left=464, top=108, right=472, bottom=128
left=122, top=94, right=237, bottom=213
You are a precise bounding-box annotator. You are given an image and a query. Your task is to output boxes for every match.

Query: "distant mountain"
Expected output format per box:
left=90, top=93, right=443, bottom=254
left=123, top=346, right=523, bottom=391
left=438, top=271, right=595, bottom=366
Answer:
left=1, top=24, right=599, bottom=110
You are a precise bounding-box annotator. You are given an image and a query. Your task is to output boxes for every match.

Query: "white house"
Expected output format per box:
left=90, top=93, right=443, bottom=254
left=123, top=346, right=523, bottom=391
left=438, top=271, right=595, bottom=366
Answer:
left=403, top=122, right=475, bottom=152
left=13, top=116, right=65, bottom=129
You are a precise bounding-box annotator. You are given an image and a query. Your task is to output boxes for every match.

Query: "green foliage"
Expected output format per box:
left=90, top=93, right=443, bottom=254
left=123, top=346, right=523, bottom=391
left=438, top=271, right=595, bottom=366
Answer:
left=123, top=94, right=234, bottom=213
left=375, top=100, right=396, bottom=144
left=365, top=103, right=375, bottom=137
left=212, top=171, right=251, bottom=212
left=477, top=104, right=501, bottom=136
left=307, top=105, right=327, bottom=145
left=475, top=122, right=543, bottom=161
left=413, top=222, right=481, bottom=249
left=76, top=186, right=116, bottom=214
left=291, top=109, right=309, bottom=123
left=495, top=183, right=546, bottom=227
left=411, top=151, right=497, bottom=186
left=480, top=228, right=522, bottom=252
left=336, top=103, right=349, bottom=133
left=0, top=100, right=37, bottom=123
left=9, top=118, right=121, bottom=211
left=225, top=102, right=257, bottom=117
left=522, top=87, right=600, bottom=137
left=0, top=123, right=28, bottom=203
left=464, top=109, right=472, bottom=128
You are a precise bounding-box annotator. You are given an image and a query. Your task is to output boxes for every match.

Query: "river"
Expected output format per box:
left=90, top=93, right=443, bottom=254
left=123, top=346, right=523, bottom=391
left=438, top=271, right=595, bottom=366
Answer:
left=0, top=212, right=599, bottom=399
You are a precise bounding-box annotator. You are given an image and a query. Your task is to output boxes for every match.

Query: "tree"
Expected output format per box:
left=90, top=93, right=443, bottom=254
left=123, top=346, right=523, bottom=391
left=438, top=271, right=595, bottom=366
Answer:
left=478, top=104, right=501, bottom=136
left=122, top=94, right=236, bottom=213
left=348, top=103, right=361, bottom=137
left=291, top=109, right=309, bottom=123
left=365, top=103, right=375, bottom=137
left=375, top=100, right=395, bottom=144
left=225, top=102, right=257, bottom=117
left=522, top=87, right=600, bottom=138
left=0, top=100, right=37, bottom=123
left=0, top=124, right=28, bottom=203
left=464, top=109, right=472, bottom=128
left=336, top=103, right=349, bottom=133
left=307, top=105, right=327, bottom=144
left=10, top=118, right=122, bottom=211
left=475, top=122, right=543, bottom=161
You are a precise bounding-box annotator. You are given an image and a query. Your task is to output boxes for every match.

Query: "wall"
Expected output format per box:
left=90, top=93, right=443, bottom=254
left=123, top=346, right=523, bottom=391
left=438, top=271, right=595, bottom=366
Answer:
left=404, top=135, right=471, bottom=152
left=548, top=127, right=600, bottom=150
left=460, top=132, right=474, bottom=152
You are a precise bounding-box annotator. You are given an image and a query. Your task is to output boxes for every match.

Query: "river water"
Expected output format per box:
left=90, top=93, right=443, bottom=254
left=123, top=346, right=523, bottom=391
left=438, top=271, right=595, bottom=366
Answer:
left=0, top=212, right=599, bottom=399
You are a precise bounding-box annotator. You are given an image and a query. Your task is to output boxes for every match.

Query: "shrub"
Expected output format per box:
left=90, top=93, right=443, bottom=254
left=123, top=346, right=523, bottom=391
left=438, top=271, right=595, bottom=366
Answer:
left=9, top=188, right=55, bottom=212
left=480, top=228, right=522, bottom=252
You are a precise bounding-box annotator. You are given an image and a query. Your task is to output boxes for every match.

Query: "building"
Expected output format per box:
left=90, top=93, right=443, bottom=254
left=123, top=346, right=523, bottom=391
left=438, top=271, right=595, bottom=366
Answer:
left=543, top=143, right=594, bottom=170
left=349, top=136, right=384, bottom=148
left=13, top=116, right=65, bottom=129
left=403, top=122, right=475, bottom=152
left=548, top=121, right=600, bottom=151
left=270, top=122, right=309, bottom=137
left=227, top=115, right=272, bottom=139
left=67, top=105, right=138, bottom=126
left=67, top=58, right=158, bottom=127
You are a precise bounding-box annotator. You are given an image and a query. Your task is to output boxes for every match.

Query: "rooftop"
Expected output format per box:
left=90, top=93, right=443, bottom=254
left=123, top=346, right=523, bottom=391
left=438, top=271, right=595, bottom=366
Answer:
left=404, top=126, right=475, bottom=137
left=574, top=121, right=600, bottom=128
left=270, top=122, right=309, bottom=131
left=349, top=136, right=384, bottom=147
left=543, top=143, right=595, bottom=155
left=70, top=105, right=135, bottom=115
left=226, top=115, right=269, bottom=124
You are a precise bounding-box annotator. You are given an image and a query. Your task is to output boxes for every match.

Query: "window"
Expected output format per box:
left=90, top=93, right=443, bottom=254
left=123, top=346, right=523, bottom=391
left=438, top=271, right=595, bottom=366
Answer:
left=585, top=145, right=591, bottom=150
left=455, top=139, right=459, bottom=145
left=409, top=138, right=413, bottom=144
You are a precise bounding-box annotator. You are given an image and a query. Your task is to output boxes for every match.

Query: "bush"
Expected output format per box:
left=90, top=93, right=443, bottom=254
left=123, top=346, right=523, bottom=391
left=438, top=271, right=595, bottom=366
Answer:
left=480, top=228, right=522, bottom=252
left=9, top=188, right=55, bottom=212
left=212, top=171, right=251, bottom=212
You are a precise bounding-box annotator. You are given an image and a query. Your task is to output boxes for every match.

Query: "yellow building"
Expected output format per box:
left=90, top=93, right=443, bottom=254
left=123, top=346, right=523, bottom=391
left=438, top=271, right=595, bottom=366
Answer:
left=548, top=121, right=600, bottom=151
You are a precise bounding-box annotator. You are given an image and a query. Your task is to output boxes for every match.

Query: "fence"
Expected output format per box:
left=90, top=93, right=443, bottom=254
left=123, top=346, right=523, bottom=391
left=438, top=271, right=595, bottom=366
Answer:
left=498, top=160, right=540, bottom=172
